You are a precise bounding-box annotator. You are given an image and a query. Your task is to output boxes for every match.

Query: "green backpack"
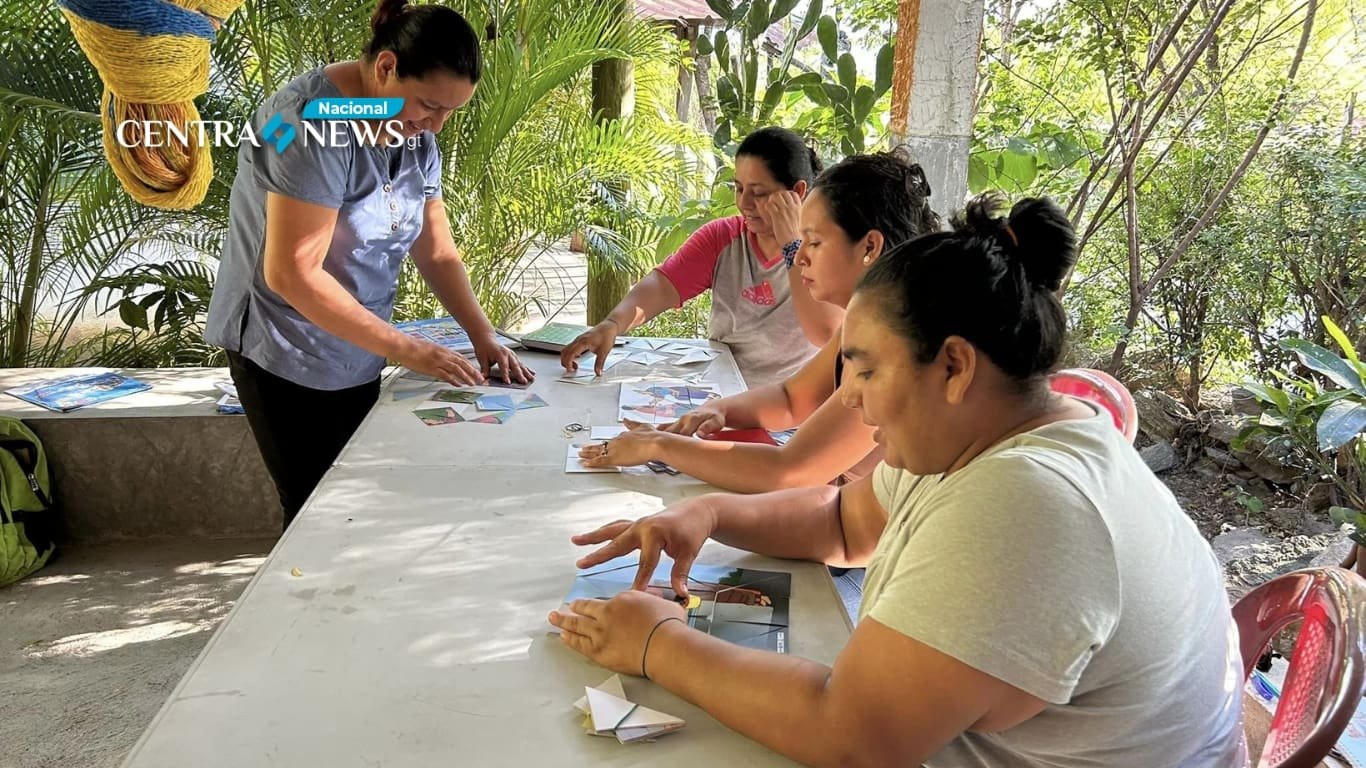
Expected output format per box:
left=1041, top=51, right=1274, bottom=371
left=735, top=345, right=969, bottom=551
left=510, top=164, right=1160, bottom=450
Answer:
left=0, top=416, right=56, bottom=587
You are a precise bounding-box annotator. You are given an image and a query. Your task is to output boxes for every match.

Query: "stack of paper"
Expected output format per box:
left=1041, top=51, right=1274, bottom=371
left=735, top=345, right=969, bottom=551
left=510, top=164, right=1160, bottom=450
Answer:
left=573, top=675, right=685, bottom=743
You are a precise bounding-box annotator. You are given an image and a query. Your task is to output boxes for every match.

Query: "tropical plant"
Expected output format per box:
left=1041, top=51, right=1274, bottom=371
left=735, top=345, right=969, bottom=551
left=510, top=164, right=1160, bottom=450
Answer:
left=81, top=260, right=222, bottom=367
left=0, top=3, right=198, bottom=368
left=1236, top=316, right=1366, bottom=572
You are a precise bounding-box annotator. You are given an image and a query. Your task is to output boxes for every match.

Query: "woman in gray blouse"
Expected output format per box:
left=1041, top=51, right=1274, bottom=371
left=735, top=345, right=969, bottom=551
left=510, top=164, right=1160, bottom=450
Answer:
left=205, top=0, right=530, bottom=526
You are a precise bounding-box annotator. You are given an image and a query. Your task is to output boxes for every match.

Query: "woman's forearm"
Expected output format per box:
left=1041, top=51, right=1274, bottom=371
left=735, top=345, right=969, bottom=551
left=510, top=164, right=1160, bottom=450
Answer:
left=647, top=625, right=850, bottom=767
left=703, top=485, right=846, bottom=562
left=605, top=270, right=680, bottom=332
left=271, top=268, right=414, bottom=360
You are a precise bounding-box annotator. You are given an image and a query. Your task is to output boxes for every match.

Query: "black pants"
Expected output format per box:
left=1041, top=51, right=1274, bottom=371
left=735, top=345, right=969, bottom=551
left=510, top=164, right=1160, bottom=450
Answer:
left=228, top=352, right=379, bottom=528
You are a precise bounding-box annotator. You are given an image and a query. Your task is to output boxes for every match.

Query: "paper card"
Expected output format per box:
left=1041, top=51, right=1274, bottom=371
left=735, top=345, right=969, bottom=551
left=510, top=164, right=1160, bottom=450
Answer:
left=414, top=407, right=464, bottom=426
left=660, top=342, right=702, bottom=355
left=516, top=393, right=549, bottom=410
left=431, top=388, right=482, bottom=404
left=618, top=381, right=720, bottom=425
left=626, top=351, right=667, bottom=366
left=673, top=348, right=718, bottom=366
left=589, top=426, right=628, bottom=441
left=482, top=375, right=532, bottom=390
left=566, top=443, right=619, bottom=473
left=623, top=338, right=671, bottom=351
left=475, top=394, right=516, bottom=411
left=602, top=350, right=631, bottom=370
left=469, top=410, right=514, bottom=425
left=558, top=370, right=601, bottom=386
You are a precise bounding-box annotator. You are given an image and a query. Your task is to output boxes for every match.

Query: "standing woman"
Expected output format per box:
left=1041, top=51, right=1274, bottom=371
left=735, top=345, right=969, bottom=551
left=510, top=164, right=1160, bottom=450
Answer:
left=559, top=127, right=843, bottom=387
left=206, top=0, right=532, bottom=526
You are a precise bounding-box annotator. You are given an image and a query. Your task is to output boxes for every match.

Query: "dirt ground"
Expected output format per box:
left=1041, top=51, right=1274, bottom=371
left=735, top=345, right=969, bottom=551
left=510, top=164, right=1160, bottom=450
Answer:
left=0, top=538, right=275, bottom=768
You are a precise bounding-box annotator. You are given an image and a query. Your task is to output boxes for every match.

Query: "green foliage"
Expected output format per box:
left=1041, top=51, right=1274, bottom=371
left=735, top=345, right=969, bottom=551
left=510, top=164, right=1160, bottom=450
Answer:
left=1, top=0, right=714, bottom=363
left=1239, top=316, right=1366, bottom=542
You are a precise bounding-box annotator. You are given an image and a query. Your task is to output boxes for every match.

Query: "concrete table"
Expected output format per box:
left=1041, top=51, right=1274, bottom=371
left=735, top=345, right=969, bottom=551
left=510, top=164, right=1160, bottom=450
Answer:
left=121, top=344, right=854, bottom=767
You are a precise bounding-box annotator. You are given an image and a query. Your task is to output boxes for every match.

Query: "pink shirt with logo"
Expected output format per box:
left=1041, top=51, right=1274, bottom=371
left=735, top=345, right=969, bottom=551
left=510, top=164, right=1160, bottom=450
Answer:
left=656, top=215, right=819, bottom=387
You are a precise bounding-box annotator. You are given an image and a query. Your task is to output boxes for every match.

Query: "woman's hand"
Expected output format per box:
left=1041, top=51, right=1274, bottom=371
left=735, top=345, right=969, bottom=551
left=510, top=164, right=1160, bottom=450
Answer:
left=659, top=400, right=727, bottom=437
left=398, top=340, right=486, bottom=386
left=472, top=333, right=534, bottom=384
left=560, top=320, right=621, bottom=375
left=578, top=420, right=667, bottom=468
left=549, top=591, right=687, bottom=677
left=763, top=190, right=803, bottom=245
left=570, top=496, right=720, bottom=597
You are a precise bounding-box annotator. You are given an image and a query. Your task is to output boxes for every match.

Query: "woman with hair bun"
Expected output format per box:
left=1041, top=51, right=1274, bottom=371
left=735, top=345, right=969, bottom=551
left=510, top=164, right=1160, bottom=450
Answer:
left=206, top=0, right=531, bottom=526
left=552, top=193, right=1246, bottom=767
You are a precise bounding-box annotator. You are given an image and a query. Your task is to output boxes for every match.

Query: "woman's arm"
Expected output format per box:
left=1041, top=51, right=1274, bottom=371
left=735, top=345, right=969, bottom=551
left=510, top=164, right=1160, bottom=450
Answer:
left=704, top=472, right=887, bottom=567
left=595, top=387, right=876, bottom=493
left=557, top=477, right=1047, bottom=767
left=410, top=199, right=534, bottom=382
left=262, top=193, right=418, bottom=362
left=662, top=332, right=840, bottom=436
left=559, top=270, right=681, bottom=374
left=647, top=614, right=1047, bottom=768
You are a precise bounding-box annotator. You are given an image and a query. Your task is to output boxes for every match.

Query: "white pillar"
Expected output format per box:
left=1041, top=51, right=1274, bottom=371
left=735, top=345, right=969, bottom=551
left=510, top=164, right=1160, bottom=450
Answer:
left=891, top=0, right=985, bottom=215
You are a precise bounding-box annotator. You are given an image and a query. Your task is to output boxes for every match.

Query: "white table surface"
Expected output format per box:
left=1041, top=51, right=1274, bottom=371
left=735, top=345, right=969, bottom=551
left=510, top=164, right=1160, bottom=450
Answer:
left=335, top=342, right=748, bottom=470
left=122, top=341, right=853, bottom=767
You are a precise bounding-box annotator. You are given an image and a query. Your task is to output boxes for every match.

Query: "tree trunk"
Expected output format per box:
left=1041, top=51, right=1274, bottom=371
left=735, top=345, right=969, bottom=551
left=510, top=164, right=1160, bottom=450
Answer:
left=695, top=46, right=717, bottom=134
left=10, top=169, right=52, bottom=368
left=677, top=27, right=697, bottom=124
left=586, top=0, right=636, bottom=325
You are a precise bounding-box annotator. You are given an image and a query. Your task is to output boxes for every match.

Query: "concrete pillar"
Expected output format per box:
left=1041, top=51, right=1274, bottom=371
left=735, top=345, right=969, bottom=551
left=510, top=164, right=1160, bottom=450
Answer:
left=890, top=0, right=985, bottom=215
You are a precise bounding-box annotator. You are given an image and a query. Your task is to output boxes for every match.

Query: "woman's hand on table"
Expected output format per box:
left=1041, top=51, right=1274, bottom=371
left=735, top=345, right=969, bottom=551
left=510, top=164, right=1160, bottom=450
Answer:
left=659, top=401, right=726, bottom=437
left=578, top=420, right=668, bottom=468
left=560, top=320, right=620, bottom=376
left=549, top=591, right=686, bottom=677
left=569, top=496, right=720, bottom=597
left=472, top=333, right=534, bottom=384
left=398, top=340, right=486, bottom=386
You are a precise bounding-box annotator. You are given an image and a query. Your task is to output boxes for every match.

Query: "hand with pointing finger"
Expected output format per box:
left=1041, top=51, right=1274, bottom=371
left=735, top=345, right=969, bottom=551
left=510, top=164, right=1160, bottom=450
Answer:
left=569, top=497, right=720, bottom=599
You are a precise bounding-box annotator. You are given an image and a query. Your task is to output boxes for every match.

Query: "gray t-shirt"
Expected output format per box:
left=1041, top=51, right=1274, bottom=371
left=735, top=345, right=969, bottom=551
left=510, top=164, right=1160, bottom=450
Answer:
left=205, top=68, right=443, bottom=390
left=655, top=216, right=819, bottom=388
left=864, top=409, right=1244, bottom=767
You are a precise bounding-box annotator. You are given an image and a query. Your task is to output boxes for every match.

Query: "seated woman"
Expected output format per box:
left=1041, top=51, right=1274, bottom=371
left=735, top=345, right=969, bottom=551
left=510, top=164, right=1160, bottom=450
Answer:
left=577, top=149, right=939, bottom=493
left=550, top=195, right=1245, bottom=767
left=559, top=127, right=840, bottom=388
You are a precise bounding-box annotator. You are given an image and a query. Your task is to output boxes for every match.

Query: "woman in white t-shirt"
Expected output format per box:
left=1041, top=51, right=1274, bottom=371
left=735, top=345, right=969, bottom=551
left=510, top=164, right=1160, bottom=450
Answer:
left=549, top=194, right=1245, bottom=767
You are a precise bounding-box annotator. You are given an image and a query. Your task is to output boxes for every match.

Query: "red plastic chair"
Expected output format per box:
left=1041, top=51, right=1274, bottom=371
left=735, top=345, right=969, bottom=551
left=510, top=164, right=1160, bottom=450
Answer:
left=1232, top=567, right=1366, bottom=768
left=1050, top=368, right=1139, bottom=444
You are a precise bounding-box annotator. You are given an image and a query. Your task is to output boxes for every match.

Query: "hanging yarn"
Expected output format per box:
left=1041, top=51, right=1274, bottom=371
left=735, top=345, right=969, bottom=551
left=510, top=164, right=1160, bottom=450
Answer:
left=57, top=0, right=246, bottom=210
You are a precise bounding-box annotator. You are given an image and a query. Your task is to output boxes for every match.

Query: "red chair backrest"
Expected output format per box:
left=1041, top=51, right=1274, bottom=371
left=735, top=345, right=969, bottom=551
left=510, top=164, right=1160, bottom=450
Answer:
left=1050, top=368, right=1139, bottom=444
left=1232, top=567, right=1366, bottom=768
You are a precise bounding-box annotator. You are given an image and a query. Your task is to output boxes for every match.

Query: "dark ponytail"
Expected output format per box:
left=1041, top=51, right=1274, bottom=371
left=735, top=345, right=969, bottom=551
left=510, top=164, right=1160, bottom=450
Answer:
left=856, top=193, right=1077, bottom=387
left=735, top=127, right=821, bottom=188
left=366, top=0, right=482, bottom=83
left=811, top=147, right=941, bottom=250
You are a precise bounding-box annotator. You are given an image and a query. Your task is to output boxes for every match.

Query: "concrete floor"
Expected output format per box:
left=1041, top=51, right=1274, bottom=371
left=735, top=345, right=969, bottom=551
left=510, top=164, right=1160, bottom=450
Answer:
left=0, top=539, right=275, bottom=768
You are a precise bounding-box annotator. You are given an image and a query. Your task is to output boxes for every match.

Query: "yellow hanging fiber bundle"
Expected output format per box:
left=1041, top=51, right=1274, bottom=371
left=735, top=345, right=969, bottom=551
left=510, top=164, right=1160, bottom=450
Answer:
left=57, top=0, right=245, bottom=210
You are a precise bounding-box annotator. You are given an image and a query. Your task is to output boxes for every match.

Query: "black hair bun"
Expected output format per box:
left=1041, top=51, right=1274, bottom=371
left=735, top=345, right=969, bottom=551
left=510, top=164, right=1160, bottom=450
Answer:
left=371, top=0, right=409, bottom=33
left=952, top=193, right=1074, bottom=291
left=1006, top=197, right=1076, bottom=291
